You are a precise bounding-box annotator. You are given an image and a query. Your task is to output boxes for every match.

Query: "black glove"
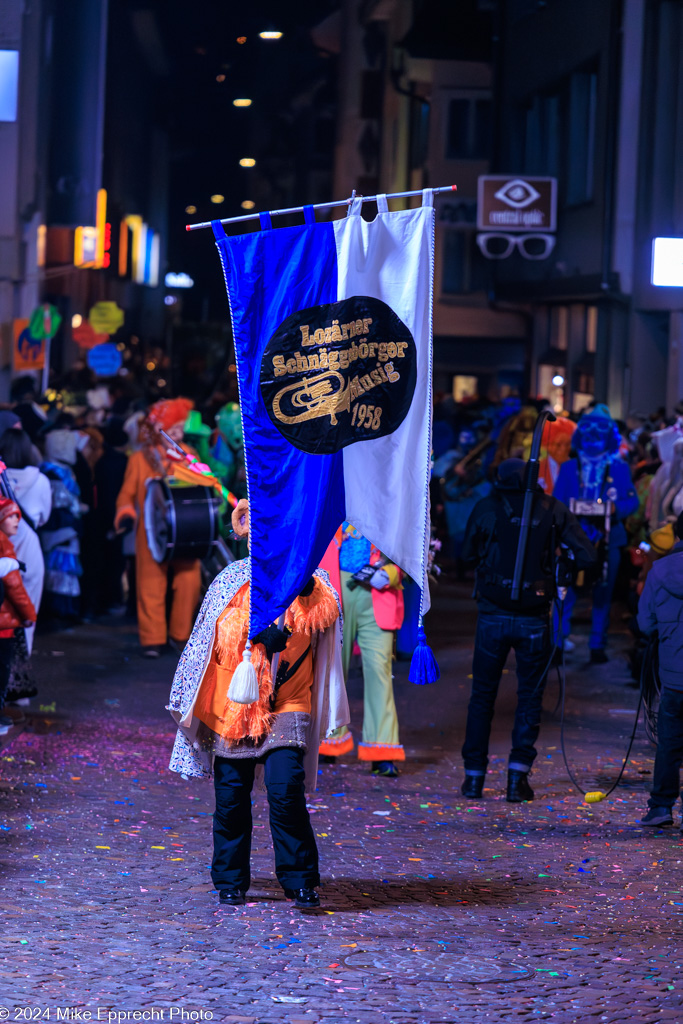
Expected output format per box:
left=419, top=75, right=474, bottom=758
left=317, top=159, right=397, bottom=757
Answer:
left=298, top=577, right=316, bottom=597
left=118, top=516, right=135, bottom=534
left=252, top=623, right=291, bottom=660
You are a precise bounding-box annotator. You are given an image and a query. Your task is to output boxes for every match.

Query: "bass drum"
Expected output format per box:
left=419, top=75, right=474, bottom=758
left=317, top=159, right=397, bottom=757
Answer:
left=144, top=479, right=220, bottom=563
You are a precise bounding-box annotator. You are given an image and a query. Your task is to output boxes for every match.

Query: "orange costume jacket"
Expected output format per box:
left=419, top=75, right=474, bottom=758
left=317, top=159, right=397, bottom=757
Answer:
left=114, top=445, right=202, bottom=647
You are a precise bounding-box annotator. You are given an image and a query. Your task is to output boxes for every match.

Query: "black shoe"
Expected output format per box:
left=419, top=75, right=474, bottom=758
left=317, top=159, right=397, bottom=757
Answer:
left=318, top=754, right=337, bottom=764
left=218, top=886, right=246, bottom=905
left=590, top=648, right=609, bottom=664
left=284, top=887, right=321, bottom=909
left=461, top=774, right=484, bottom=799
left=6, top=685, right=38, bottom=701
left=371, top=761, right=399, bottom=778
left=507, top=770, right=534, bottom=803
left=640, top=807, right=674, bottom=827
left=141, top=645, right=163, bottom=659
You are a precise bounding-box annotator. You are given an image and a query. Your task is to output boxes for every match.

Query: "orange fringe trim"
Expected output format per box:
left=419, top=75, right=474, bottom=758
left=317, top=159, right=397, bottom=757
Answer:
left=357, top=743, right=406, bottom=762
left=284, top=580, right=339, bottom=636
left=208, top=579, right=337, bottom=744
left=319, top=733, right=354, bottom=757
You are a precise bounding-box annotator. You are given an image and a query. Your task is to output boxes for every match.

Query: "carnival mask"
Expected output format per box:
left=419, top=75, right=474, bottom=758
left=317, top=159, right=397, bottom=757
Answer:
left=574, top=413, right=619, bottom=458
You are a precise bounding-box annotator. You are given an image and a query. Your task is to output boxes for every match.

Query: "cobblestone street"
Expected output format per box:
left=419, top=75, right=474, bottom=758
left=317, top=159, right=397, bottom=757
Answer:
left=0, top=581, right=681, bottom=1023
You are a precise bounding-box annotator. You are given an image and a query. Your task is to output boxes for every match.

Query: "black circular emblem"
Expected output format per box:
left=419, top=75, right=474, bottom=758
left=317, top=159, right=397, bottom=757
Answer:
left=260, top=295, right=417, bottom=455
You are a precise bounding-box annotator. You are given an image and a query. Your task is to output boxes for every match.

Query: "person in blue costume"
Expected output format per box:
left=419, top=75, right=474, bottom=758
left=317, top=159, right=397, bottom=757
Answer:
left=553, top=405, right=638, bottom=662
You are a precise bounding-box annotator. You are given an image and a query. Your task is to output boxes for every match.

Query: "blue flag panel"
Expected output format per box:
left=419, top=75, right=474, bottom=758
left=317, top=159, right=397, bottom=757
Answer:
left=212, top=219, right=346, bottom=637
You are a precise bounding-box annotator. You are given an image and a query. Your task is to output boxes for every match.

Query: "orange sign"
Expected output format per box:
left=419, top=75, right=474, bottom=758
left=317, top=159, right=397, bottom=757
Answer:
left=13, top=319, right=45, bottom=372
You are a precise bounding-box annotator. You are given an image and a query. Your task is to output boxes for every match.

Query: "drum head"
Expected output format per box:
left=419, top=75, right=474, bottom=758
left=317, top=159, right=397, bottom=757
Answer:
left=144, top=479, right=173, bottom=563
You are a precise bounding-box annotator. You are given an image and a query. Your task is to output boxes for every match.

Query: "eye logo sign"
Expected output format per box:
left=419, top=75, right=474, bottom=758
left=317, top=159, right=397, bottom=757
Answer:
left=260, top=296, right=417, bottom=455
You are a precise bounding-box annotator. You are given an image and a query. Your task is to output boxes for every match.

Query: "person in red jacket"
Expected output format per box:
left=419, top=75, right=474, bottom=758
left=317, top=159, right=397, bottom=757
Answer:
left=0, top=498, right=37, bottom=734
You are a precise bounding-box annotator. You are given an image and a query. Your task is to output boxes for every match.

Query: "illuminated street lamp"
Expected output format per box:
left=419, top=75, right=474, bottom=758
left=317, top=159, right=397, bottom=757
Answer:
left=259, top=30, right=283, bottom=39
left=239, top=158, right=256, bottom=168
left=241, top=200, right=256, bottom=210
left=185, top=205, right=197, bottom=215
left=233, top=98, right=252, bottom=107
left=210, top=194, right=225, bottom=204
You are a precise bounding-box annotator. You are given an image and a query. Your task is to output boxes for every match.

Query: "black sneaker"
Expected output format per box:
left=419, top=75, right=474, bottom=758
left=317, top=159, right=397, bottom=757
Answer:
left=284, top=887, right=320, bottom=909
left=6, top=685, right=38, bottom=701
left=640, top=807, right=674, bottom=827
left=141, top=646, right=163, bottom=659
left=371, top=761, right=399, bottom=778
left=218, top=886, right=246, bottom=905
left=461, top=774, right=484, bottom=799
left=590, top=649, right=609, bottom=664
left=507, top=770, right=534, bottom=803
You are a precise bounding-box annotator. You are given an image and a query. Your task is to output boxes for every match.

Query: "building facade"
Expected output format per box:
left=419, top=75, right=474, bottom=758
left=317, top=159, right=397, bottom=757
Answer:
left=0, top=0, right=169, bottom=399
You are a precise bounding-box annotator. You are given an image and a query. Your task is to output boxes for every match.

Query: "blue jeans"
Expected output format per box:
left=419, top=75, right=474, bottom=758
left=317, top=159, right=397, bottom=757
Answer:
left=649, top=688, right=683, bottom=810
left=556, top=543, right=622, bottom=650
left=462, top=611, right=550, bottom=774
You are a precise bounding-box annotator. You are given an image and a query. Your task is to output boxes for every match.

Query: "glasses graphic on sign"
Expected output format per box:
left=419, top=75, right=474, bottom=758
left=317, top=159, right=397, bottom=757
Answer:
left=476, top=233, right=556, bottom=260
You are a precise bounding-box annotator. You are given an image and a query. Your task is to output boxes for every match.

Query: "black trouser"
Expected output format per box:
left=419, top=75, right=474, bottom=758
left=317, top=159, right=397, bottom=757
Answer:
left=0, top=636, right=16, bottom=707
left=462, top=611, right=550, bottom=774
left=212, top=746, right=319, bottom=892
left=650, top=687, right=683, bottom=810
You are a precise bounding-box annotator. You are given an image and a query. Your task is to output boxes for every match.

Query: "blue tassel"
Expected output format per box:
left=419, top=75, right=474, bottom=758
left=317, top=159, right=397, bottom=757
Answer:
left=409, top=623, right=440, bottom=685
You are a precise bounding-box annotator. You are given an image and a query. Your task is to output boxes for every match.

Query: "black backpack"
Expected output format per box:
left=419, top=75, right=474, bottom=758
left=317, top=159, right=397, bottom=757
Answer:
left=476, top=490, right=557, bottom=611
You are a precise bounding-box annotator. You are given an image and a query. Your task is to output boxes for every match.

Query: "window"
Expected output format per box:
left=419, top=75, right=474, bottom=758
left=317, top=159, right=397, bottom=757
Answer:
left=521, top=66, right=597, bottom=204
left=442, top=230, right=487, bottom=294
left=567, top=71, right=597, bottom=204
left=549, top=306, right=569, bottom=351
left=410, top=98, right=430, bottom=170
left=523, top=93, right=560, bottom=176
left=586, top=306, right=598, bottom=353
left=360, top=70, right=383, bottom=119
left=0, top=50, right=19, bottom=122
left=446, top=95, right=492, bottom=160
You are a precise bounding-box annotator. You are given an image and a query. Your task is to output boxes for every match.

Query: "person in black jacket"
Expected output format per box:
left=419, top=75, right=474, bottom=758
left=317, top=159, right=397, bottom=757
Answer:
left=93, top=420, right=129, bottom=613
left=461, top=458, right=597, bottom=802
left=637, top=512, right=683, bottom=828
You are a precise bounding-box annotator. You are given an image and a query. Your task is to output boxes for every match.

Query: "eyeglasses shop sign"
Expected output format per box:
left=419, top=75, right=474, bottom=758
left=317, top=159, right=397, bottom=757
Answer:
left=477, top=176, right=557, bottom=233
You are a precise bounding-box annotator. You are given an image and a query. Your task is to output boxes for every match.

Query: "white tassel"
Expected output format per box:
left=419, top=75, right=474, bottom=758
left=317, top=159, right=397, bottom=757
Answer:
left=227, top=640, right=259, bottom=704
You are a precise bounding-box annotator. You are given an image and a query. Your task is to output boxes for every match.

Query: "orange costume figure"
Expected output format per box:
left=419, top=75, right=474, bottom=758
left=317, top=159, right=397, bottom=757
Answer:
left=115, top=398, right=201, bottom=656
left=538, top=416, right=576, bottom=495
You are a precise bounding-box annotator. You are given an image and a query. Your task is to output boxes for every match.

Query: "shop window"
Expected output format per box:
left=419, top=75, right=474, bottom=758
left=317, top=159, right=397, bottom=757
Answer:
left=453, top=375, right=478, bottom=402
left=549, top=306, right=569, bottom=350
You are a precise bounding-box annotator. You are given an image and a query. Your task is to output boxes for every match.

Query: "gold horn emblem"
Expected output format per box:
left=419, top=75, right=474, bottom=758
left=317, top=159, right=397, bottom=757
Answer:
left=272, top=370, right=350, bottom=426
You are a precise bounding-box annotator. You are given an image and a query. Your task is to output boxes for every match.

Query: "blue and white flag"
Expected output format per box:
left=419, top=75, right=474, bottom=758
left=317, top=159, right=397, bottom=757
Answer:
left=212, top=191, right=435, bottom=639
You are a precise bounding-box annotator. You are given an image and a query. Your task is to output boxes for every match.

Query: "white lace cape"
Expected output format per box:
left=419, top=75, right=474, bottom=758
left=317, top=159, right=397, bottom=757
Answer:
left=166, top=558, right=349, bottom=792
